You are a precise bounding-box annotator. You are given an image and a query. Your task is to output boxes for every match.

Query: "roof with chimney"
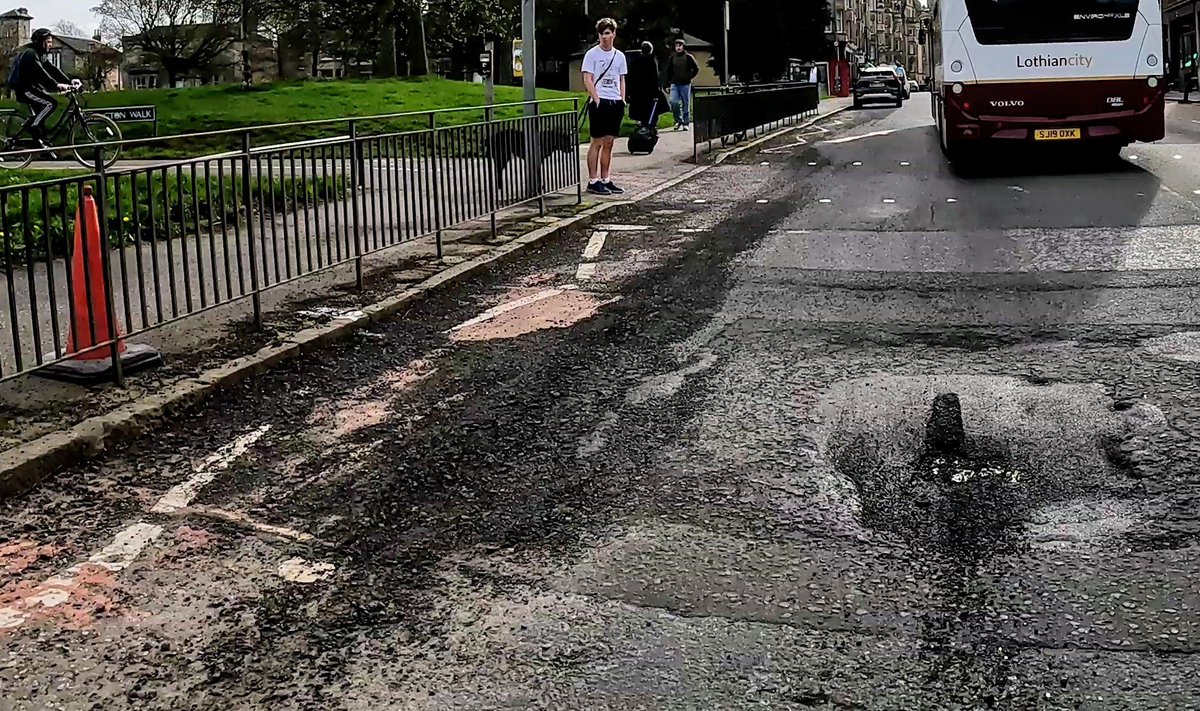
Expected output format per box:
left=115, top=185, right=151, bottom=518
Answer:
left=0, top=7, right=32, bottom=20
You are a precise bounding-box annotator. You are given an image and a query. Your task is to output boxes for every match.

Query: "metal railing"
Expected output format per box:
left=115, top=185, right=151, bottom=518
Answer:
left=693, top=82, right=821, bottom=159
left=0, top=99, right=582, bottom=383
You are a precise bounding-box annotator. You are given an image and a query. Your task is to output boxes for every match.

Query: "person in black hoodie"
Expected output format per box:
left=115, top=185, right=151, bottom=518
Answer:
left=8, top=28, right=73, bottom=146
left=627, top=41, right=666, bottom=127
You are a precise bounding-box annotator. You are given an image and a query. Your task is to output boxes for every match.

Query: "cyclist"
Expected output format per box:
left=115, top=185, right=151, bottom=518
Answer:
left=7, top=28, right=73, bottom=147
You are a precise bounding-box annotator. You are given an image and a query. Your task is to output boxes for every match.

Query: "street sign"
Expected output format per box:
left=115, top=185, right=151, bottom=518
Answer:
left=512, top=39, right=524, bottom=79
left=479, top=50, right=493, bottom=76
left=88, top=105, right=156, bottom=123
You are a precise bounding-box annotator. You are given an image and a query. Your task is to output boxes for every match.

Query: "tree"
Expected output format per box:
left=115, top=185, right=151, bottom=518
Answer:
left=53, top=20, right=89, bottom=37
left=77, top=44, right=123, bottom=90
left=94, top=0, right=240, bottom=86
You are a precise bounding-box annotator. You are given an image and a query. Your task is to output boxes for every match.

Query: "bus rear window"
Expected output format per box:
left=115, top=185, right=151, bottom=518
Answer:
left=965, top=0, right=1138, bottom=44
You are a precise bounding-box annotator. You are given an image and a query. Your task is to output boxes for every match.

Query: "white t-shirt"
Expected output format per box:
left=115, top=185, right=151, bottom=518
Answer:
left=582, top=46, right=628, bottom=102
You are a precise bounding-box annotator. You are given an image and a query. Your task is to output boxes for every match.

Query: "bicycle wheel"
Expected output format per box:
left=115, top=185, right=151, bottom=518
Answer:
left=70, top=114, right=123, bottom=169
left=0, top=113, right=33, bottom=170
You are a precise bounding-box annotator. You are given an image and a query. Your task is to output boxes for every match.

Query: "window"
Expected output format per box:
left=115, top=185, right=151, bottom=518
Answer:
left=132, top=74, right=158, bottom=90
left=966, top=0, right=1139, bottom=45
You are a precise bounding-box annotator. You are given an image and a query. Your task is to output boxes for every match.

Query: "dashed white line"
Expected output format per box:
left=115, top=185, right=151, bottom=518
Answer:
left=946, top=198, right=958, bottom=203
left=450, top=288, right=574, bottom=332
left=822, top=129, right=897, bottom=144
left=152, top=426, right=272, bottom=514
left=756, top=199, right=770, bottom=204
left=883, top=198, right=896, bottom=203
left=594, top=224, right=648, bottom=232
left=900, top=161, right=911, bottom=166
left=576, top=263, right=598, bottom=281
left=1, top=426, right=273, bottom=632
left=852, top=161, right=864, bottom=166
left=582, top=231, right=610, bottom=261
left=693, top=199, right=708, bottom=204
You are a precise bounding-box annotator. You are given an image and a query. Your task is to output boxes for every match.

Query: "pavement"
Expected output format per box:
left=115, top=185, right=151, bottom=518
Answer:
left=13, top=93, right=1200, bottom=708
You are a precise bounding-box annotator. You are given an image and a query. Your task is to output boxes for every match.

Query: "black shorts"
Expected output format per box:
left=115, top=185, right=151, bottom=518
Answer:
left=588, top=99, right=625, bottom=139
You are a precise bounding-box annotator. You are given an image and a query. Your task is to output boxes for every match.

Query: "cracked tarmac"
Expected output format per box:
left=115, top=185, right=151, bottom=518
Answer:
left=4, top=97, right=1200, bottom=709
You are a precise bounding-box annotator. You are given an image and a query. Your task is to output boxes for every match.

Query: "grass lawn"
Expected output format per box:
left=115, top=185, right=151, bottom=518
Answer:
left=2, top=78, right=674, bottom=157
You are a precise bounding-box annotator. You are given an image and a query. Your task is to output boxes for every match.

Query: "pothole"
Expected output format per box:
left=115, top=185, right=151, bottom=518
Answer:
left=814, top=376, right=1162, bottom=555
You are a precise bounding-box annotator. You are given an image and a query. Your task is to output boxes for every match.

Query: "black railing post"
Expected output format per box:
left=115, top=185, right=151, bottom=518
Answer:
left=92, top=148, right=124, bottom=386
left=349, top=120, right=364, bottom=290
left=429, top=113, right=443, bottom=260
left=534, top=102, right=545, bottom=217
left=485, top=105, right=498, bottom=239
left=241, top=131, right=262, bottom=328
left=573, top=98, right=583, bottom=204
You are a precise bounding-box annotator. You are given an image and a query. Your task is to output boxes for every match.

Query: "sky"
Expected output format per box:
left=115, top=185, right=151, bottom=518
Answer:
left=26, top=0, right=102, bottom=35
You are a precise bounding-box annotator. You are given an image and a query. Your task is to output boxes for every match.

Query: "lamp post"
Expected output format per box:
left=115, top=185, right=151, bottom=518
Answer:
left=723, top=1, right=731, bottom=84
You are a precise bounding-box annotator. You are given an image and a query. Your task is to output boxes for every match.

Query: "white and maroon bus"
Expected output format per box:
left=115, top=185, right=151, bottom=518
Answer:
left=929, top=0, right=1165, bottom=160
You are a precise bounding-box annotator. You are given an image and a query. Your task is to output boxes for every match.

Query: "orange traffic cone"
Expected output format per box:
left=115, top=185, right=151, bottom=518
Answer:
left=40, top=184, right=160, bottom=384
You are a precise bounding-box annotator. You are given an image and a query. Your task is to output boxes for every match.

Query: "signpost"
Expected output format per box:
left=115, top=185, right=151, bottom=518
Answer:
left=86, top=105, right=159, bottom=136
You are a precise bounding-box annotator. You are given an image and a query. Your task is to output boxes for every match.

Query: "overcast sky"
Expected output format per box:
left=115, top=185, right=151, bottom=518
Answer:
left=27, top=0, right=102, bottom=35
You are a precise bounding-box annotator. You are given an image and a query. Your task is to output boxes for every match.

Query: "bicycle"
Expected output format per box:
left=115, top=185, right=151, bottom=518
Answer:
left=0, top=82, right=123, bottom=170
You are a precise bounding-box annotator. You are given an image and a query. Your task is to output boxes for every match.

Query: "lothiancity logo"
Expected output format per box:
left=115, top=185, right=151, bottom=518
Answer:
left=1016, top=54, right=1094, bottom=69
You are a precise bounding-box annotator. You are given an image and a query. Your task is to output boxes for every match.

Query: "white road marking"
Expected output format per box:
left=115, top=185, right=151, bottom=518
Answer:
left=0, top=522, right=165, bottom=628
left=883, top=198, right=896, bottom=203
left=182, top=506, right=315, bottom=542
left=1193, top=190, right=1200, bottom=195
left=575, top=263, right=598, bottom=281
left=808, top=162, right=818, bottom=166
left=278, top=558, right=335, bottom=584
left=582, top=231, right=610, bottom=261
left=626, top=353, right=720, bottom=405
left=761, top=161, right=770, bottom=166
left=679, top=228, right=703, bottom=233
left=450, top=288, right=575, bottom=332
left=0, top=425, right=274, bottom=632
left=852, top=161, right=863, bottom=166
left=1009, top=186, right=1026, bottom=193
left=900, top=161, right=911, bottom=166
left=822, top=129, right=897, bottom=144
left=1129, top=155, right=1139, bottom=160
left=594, top=224, right=648, bottom=232
left=152, top=426, right=272, bottom=514
left=819, top=199, right=833, bottom=204
left=786, top=230, right=811, bottom=234
left=1175, top=154, right=1183, bottom=160
left=756, top=199, right=770, bottom=204
left=947, top=198, right=958, bottom=203
left=1192, top=119, right=1200, bottom=124
left=693, top=199, right=708, bottom=204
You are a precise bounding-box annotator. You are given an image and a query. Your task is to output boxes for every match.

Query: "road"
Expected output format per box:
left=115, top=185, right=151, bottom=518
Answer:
left=3, top=96, right=1200, bottom=709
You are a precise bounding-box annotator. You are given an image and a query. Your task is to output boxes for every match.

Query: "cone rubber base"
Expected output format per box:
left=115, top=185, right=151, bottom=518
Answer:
left=37, top=344, right=163, bottom=385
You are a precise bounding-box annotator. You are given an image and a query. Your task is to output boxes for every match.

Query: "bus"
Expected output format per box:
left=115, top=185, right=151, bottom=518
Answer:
left=928, top=0, right=1165, bottom=161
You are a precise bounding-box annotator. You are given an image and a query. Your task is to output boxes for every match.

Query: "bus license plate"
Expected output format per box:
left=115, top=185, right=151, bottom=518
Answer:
left=1035, top=128, right=1081, bottom=141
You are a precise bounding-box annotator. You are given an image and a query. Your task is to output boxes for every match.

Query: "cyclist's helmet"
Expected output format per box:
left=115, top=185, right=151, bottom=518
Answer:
left=31, top=28, right=53, bottom=45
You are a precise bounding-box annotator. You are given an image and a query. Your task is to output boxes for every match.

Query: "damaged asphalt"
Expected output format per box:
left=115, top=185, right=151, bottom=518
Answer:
left=4, top=99, right=1200, bottom=710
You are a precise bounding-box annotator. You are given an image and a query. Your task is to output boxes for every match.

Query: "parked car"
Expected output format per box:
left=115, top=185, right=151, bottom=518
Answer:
left=854, top=67, right=904, bottom=109
left=892, top=65, right=912, bottom=100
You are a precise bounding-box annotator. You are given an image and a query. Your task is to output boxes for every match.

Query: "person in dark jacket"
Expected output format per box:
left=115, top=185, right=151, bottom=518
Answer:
left=627, top=41, right=666, bottom=126
left=663, top=38, right=700, bottom=130
left=9, top=28, right=73, bottom=145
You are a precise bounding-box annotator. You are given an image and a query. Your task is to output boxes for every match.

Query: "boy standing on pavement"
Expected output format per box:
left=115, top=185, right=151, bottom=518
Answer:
left=583, top=18, right=628, bottom=196
left=665, top=38, right=700, bottom=130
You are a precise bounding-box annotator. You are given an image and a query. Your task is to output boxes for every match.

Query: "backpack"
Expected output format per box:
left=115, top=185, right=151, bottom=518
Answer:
left=5, top=54, right=20, bottom=89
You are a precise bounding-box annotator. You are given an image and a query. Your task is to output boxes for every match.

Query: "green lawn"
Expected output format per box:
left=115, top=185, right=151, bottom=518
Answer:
left=3, top=78, right=672, bottom=156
